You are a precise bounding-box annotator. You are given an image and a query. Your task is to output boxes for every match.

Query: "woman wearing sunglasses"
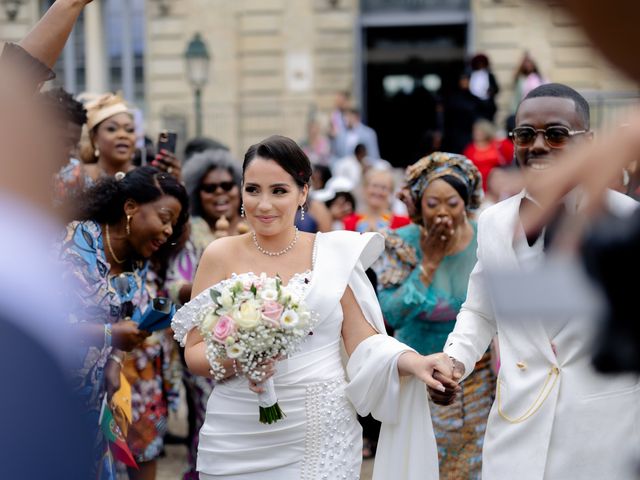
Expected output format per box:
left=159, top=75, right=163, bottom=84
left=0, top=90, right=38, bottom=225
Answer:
left=165, top=148, right=248, bottom=480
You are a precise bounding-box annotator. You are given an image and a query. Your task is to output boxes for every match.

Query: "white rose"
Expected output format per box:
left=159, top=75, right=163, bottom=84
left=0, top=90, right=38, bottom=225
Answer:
left=260, top=288, right=279, bottom=302
left=200, top=310, right=218, bottom=334
left=218, top=291, right=233, bottom=309
left=233, top=301, right=262, bottom=329
left=280, top=309, right=300, bottom=330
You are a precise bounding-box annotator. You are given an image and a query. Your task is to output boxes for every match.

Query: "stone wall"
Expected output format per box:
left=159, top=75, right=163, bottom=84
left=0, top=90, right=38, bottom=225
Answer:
left=144, top=0, right=358, bottom=156
left=2, top=0, right=636, bottom=158
left=472, top=0, right=637, bottom=126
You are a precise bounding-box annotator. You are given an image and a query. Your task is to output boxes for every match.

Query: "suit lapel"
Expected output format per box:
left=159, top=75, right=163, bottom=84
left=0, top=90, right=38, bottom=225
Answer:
left=489, top=193, right=558, bottom=365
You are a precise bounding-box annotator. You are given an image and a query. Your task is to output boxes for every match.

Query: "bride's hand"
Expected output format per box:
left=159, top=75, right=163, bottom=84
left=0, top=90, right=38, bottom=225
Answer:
left=247, top=358, right=278, bottom=394
left=397, top=351, right=461, bottom=393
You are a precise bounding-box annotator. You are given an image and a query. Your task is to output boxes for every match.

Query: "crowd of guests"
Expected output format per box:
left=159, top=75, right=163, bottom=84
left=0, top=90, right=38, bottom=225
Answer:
left=42, top=70, right=528, bottom=478
left=4, top=2, right=640, bottom=480
left=26, top=39, right=604, bottom=480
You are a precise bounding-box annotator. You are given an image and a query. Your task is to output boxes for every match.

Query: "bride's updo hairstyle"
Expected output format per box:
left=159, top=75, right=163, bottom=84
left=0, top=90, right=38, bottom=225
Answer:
left=242, top=135, right=312, bottom=189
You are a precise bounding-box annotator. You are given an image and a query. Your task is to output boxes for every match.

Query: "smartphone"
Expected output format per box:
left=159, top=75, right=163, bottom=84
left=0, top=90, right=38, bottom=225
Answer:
left=157, top=130, right=177, bottom=154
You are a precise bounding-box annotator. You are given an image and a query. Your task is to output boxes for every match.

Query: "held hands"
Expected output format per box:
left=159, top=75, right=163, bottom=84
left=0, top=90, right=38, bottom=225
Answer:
left=397, top=351, right=461, bottom=395
left=111, top=319, right=151, bottom=352
left=428, top=357, right=465, bottom=406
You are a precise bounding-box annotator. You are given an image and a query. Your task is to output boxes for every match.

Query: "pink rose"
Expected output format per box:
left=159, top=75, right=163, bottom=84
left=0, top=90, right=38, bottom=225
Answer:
left=261, top=300, right=284, bottom=328
left=213, top=315, right=237, bottom=343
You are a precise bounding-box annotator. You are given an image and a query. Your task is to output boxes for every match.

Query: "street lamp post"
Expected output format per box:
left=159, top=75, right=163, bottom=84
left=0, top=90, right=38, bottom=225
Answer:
left=184, top=33, right=211, bottom=137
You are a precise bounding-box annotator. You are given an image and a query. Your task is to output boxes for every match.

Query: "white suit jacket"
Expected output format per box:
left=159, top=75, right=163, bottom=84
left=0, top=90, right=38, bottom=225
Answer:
left=445, top=190, right=640, bottom=480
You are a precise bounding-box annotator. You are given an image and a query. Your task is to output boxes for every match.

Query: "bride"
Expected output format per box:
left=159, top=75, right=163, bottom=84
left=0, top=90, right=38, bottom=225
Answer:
left=172, top=135, right=456, bottom=479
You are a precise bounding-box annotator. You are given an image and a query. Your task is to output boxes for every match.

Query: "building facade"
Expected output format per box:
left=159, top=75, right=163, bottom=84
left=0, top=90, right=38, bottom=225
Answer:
left=1, top=0, right=636, bottom=160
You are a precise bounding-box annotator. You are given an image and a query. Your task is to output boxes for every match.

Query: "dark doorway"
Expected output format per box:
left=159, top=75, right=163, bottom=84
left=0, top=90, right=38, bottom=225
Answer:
left=364, top=24, right=467, bottom=167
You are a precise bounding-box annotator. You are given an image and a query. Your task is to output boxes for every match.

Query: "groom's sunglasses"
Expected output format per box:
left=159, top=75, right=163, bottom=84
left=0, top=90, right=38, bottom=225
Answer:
left=509, top=126, right=588, bottom=149
left=200, top=181, right=236, bottom=193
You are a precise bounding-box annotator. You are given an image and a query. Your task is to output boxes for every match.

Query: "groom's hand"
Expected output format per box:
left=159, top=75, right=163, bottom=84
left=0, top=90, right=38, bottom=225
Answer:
left=428, top=358, right=464, bottom=405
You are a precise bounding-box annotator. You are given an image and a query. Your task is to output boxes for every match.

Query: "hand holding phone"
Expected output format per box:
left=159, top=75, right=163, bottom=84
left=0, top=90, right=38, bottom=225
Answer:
left=157, top=131, right=177, bottom=154
left=154, top=131, right=181, bottom=179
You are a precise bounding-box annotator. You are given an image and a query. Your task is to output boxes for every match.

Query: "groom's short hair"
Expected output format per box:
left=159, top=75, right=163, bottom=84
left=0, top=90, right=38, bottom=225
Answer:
left=522, top=83, right=591, bottom=129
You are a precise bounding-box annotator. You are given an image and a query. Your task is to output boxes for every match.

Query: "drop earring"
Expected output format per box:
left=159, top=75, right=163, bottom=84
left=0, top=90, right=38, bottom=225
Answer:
left=94, top=147, right=100, bottom=158
left=300, top=205, right=305, bottom=221
left=126, top=215, right=131, bottom=236
left=241, top=204, right=245, bottom=218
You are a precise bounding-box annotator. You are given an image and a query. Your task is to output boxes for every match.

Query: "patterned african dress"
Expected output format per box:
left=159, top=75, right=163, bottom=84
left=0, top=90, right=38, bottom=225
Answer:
left=57, top=220, right=151, bottom=480
left=123, top=309, right=182, bottom=464
left=378, top=223, right=495, bottom=479
left=54, top=158, right=95, bottom=206
left=166, top=216, right=218, bottom=479
left=123, top=265, right=182, bottom=464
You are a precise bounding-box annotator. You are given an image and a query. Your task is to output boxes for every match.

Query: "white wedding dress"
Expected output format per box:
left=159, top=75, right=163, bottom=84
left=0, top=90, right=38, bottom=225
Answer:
left=172, top=231, right=439, bottom=480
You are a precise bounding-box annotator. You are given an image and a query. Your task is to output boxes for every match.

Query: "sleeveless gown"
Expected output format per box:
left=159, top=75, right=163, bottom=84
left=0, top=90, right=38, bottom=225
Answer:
left=172, top=231, right=439, bottom=479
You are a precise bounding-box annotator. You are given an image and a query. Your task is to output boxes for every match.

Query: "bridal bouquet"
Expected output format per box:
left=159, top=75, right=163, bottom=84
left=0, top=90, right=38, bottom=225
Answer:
left=198, top=273, right=315, bottom=424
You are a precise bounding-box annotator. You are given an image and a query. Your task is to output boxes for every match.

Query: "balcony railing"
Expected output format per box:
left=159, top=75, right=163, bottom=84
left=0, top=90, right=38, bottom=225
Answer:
left=581, top=90, right=640, bottom=130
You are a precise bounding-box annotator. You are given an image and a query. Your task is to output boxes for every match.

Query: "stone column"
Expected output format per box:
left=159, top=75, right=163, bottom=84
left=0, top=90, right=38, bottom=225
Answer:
left=84, top=0, right=107, bottom=93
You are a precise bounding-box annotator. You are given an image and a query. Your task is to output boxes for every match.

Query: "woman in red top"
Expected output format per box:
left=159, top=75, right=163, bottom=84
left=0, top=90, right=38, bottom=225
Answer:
left=463, top=119, right=511, bottom=190
left=343, top=168, right=410, bottom=232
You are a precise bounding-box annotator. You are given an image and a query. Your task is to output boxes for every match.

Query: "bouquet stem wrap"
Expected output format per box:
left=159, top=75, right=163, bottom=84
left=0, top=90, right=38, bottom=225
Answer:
left=258, top=377, right=284, bottom=424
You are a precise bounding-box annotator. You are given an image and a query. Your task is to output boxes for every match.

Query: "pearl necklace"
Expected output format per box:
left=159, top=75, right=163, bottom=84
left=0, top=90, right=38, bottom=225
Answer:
left=252, top=227, right=299, bottom=257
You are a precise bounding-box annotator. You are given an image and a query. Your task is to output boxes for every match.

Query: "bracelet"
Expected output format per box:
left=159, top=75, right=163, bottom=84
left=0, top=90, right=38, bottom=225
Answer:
left=418, top=263, right=432, bottom=284
left=104, top=324, right=112, bottom=348
left=108, top=354, right=124, bottom=366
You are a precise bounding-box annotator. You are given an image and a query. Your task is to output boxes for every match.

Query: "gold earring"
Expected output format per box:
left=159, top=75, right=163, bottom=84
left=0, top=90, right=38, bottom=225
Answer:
left=126, top=215, right=131, bottom=236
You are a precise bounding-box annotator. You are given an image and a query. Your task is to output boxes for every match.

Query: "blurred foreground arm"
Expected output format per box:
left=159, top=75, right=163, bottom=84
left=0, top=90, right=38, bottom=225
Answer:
left=18, top=0, right=92, bottom=69
left=523, top=112, right=640, bottom=237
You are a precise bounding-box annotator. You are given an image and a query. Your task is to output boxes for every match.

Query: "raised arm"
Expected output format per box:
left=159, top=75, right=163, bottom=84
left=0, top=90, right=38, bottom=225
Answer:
left=19, top=0, right=92, bottom=69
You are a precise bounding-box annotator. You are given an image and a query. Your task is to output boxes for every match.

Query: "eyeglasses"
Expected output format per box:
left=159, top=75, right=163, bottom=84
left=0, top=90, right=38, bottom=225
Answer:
left=200, top=181, right=236, bottom=193
left=509, top=126, right=588, bottom=148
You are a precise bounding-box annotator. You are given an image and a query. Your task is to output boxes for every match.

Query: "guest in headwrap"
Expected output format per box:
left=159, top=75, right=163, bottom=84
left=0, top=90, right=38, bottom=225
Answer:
left=378, top=152, right=494, bottom=479
left=55, top=93, right=135, bottom=202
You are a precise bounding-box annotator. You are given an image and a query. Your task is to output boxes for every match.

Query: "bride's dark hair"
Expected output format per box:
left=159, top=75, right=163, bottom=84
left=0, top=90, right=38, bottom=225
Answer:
left=242, top=135, right=312, bottom=188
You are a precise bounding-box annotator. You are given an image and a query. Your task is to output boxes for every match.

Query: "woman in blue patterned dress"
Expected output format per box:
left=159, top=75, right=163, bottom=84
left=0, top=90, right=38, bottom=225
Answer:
left=378, top=152, right=495, bottom=479
left=57, top=166, right=188, bottom=479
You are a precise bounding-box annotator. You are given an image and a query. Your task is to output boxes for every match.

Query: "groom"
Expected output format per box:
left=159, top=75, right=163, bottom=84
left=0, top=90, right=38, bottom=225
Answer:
left=434, top=83, right=639, bottom=479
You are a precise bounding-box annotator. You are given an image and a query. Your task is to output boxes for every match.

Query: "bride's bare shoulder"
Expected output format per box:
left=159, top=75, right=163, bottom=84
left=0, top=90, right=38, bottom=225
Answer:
left=200, top=234, right=248, bottom=265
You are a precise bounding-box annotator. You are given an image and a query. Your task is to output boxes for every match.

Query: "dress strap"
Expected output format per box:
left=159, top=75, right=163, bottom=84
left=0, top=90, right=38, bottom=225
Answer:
left=306, top=231, right=384, bottom=320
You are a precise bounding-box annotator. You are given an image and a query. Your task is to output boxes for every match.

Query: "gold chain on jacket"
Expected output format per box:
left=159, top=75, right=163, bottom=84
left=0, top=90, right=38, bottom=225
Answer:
left=497, top=366, right=560, bottom=424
